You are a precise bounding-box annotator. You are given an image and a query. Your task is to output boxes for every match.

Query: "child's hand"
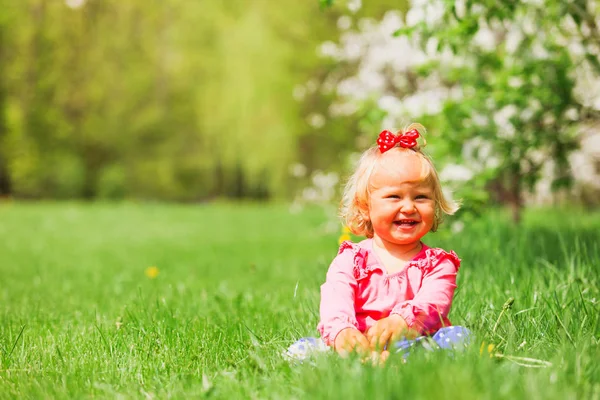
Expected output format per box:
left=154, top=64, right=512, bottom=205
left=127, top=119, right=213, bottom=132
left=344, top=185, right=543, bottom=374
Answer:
left=366, top=314, right=409, bottom=351
left=334, top=328, right=370, bottom=356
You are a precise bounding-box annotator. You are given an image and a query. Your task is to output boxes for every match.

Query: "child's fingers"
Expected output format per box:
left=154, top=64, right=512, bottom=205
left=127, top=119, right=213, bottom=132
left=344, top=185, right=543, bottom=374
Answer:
left=367, top=326, right=391, bottom=351
left=376, top=329, right=393, bottom=351
left=355, top=332, right=370, bottom=351
left=338, top=332, right=369, bottom=355
left=366, top=323, right=383, bottom=347
left=380, top=350, right=390, bottom=363
left=346, top=333, right=368, bottom=354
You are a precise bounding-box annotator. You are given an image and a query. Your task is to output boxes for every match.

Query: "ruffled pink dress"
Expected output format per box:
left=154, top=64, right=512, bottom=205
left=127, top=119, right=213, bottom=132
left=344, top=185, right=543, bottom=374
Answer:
left=317, top=239, right=461, bottom=346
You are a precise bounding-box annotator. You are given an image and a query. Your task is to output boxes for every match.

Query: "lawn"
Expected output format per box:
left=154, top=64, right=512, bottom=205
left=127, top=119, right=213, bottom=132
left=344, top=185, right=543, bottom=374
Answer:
left=0, top=202, right=599, bottom=399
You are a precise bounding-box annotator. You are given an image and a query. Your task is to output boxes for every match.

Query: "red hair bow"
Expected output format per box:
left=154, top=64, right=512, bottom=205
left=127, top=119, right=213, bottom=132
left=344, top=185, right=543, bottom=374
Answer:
left=377, top=129, right=420, bottom=153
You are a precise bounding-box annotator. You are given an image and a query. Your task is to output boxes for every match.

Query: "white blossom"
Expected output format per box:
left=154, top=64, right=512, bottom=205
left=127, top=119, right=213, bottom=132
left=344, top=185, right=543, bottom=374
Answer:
left=289, top=163, right=307, bottom=178
left=406, top=7, right=425, bottom=26
left=454, top=0, right=467, bottom=19
left=581, top=131, right=600, bottom=157
left=65, top=0, right=85, bottom=8
left=522, top=0, right=544, bottom=6
left=532, top=42, right=549, bottom=59
left=338, top=16, right=352, bottom=31
left=520, top=108, right=535, bottom=122
left=508, top=77, right=523, bottom=88
left=493, top=105, right=518, bottom=138
left=307, top=113, right=326, bottom=129
left=309, top=1, right=600, bottom=207
left=347, top=0, right=362, bottom=14
left=472, top=113, right=488, bottom=127
left=542, top=112, right=556, bottom=126
left=564, top=108, right=579, bottom=121
left=570, top=152, right=599, bottom=186
left=521, top=13, right=537, bottom=35
left=319, top=41, right=340, bottom=59
left=292, top=85, right=306, bottom=101
left=451, top=220, right=465, bottom=234
left=305, top=79, right=318, bottom=93
left=377, top=95, right=403, bottom=115
left=440, top=164, right=474, bottom=181
left=473, top=22, right=496, bottom=52
left=329, top=101, right=358, bottom=117
left=505, top=28, right=523, bottom=54
left=462, top=138, right=498, bottom=171
left=380, top=11, right=403, bottom=36
left=401, top=90, right=445, bottom=116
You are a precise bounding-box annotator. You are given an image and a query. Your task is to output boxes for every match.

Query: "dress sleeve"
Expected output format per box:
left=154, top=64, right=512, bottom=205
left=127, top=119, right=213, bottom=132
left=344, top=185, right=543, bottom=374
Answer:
left=391, top=250, right=460, bottom=334
left=317, top=250, right=359, bottom=346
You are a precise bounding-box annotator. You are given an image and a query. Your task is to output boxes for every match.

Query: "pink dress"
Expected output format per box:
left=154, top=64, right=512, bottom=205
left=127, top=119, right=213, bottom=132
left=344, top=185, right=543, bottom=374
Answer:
left=317, top=239, right=461, bottom=346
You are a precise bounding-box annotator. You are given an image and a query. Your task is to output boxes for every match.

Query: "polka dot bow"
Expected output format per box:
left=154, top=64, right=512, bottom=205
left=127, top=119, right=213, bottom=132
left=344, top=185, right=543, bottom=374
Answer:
left=377, top=129, right=420, bottom=153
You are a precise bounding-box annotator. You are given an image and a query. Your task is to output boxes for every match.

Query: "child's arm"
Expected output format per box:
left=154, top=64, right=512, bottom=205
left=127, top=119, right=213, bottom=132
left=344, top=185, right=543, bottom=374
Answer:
left=390, top=251, right=460, bottom=334
left=318, top=254, right=362, bottom=348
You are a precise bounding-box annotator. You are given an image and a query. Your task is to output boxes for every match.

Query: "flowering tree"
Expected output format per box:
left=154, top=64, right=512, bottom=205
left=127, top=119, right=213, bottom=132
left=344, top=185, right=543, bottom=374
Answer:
left=317, top=0, right=600, bottom=222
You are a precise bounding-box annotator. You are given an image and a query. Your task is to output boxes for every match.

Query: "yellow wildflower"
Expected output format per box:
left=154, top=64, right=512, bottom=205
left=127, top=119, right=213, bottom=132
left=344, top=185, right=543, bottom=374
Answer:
left=145, top=266, right=160, bottom=279
left=479, top=341, right=496, bottom=358
left=338, top=233, right=352, bottom=244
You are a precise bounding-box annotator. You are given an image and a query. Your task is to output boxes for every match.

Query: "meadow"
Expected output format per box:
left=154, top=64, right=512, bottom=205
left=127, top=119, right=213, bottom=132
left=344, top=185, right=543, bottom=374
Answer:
left=0, top=202, right=599, bottom=399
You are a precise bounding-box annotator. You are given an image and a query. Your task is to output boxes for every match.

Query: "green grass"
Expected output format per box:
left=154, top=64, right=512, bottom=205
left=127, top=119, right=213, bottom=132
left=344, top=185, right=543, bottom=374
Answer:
left=1, top=202, right=599, bottom=399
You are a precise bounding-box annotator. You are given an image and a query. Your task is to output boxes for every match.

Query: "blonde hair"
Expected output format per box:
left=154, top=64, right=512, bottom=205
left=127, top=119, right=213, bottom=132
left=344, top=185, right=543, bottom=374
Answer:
left=340, top=123, right=459, bottom=237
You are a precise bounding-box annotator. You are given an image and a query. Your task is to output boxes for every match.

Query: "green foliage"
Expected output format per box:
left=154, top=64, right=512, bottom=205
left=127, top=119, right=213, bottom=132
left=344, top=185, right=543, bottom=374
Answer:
left=0, top=202, right=599, bottom=397
left=401, top=0, right=600, bottom=221
left=313, top=0, right=600, bottom=222
left=0, top=0, right=339, bottom=200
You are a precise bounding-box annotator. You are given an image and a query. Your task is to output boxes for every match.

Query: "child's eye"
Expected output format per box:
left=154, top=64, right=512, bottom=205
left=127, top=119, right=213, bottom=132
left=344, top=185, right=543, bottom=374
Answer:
left=415, top=194, right=430, bottom=200
left=387, top=195, right=400, bottom=199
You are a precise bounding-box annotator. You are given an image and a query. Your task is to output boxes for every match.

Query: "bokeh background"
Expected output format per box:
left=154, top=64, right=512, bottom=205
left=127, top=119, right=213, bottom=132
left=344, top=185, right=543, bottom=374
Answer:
left=1, top=3, right=600, bottom=398
left=1, top=0, right=599, bottom=219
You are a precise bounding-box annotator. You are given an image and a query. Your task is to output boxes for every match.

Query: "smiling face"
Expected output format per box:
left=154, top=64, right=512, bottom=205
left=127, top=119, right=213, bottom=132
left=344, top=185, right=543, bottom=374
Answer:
left=367, top=150, right=435, bottom=252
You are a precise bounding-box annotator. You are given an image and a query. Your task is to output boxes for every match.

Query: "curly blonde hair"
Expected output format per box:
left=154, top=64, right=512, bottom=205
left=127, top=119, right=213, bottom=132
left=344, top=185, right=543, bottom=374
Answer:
left=340, top=124, right=459, bottom=238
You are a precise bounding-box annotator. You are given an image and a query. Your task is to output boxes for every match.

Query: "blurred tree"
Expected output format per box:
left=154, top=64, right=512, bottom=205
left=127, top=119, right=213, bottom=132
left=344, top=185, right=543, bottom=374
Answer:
left=0, top=0, right=341, bottom=201
left=0, top=8, right=10, bottom=196
left=318, top=0, right=600, bottom=222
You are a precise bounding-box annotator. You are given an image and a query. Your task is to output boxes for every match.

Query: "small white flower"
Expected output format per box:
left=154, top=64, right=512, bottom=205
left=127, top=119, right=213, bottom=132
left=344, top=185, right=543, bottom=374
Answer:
left=505, top=28, right=523, bottom=54
left=520, top=108, right=535, bottom=122
left=451, top=221, right=465, bottom=234
left=337, top=16, right=352, bottom=30
left=508, top=77, right=523, bottom=88
left=472, top=113, right=488, bottom=127
left=564, top=108, right=579, bottom=121
left=289, top=163, right=307, bottom=178
left=307, top=113, right=326, bottom=129
left=493, top=105, right=518, bottom=138
left=292, top=85, right=306, bottom=101
left=542, top=112, right=556, bottom=126
left=440, top=164, right=474, bottom=182
left=377, top=95, right=402, bottom=114
left=473, top=23, right=496, bottom=52
left=454, top=0, right=466, bottom=18
left=319, top=41, right=340, bottom=59
left=406, top=7, right=425, bottom=26
left=532, top=42, right=549, bottom=59
left=65, top=0, right=85, bottom=8
left=347, top=0, right=362, bottom=13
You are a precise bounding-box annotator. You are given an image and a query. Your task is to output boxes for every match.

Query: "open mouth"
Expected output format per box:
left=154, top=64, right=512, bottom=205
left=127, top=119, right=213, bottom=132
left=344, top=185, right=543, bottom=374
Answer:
left=394, top=219, right=419, bottom=227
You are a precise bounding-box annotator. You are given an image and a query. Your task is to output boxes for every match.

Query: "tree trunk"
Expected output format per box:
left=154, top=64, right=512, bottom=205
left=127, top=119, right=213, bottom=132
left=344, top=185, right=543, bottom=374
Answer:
left=509, top=170, right=522, bottom=223
left=0, top=155, right=11, bottom=197
left=0, top=18, right=10, bottom=196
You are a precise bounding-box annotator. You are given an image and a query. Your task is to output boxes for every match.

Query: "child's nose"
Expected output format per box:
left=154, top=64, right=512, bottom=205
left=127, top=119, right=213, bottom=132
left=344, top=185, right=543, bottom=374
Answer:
left=399, top=199, right=416, bottom=213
